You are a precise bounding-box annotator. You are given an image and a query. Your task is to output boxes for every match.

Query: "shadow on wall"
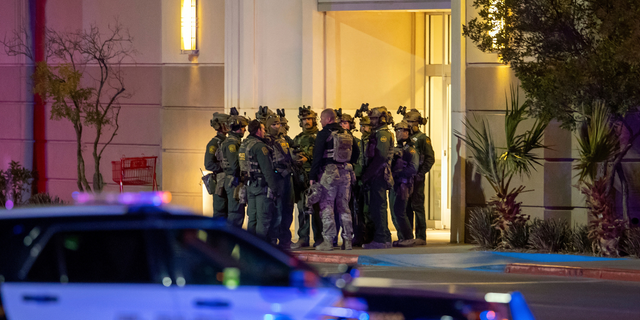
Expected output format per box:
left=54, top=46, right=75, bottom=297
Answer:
left=615, top=112, right=640, bottom=226
left=465, top=161, right=486, bottom=207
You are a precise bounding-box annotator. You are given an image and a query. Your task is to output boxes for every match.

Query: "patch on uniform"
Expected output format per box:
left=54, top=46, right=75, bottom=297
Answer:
left=229, top=145, right=237, bottom=152
left=262, top=147, right=269, bottom=155
left=239, top=153, right=245, bottom=161
left=380, top=136, right=388, bottom=143
left=410, top=149, right=416, bottom=154
left=281, top=142, right=289, bottom=153
left=208, top=146, right=216, bottom=154
left=412, top=137, right=418, bottom=142
left=426, top=137, right=432, bottom=145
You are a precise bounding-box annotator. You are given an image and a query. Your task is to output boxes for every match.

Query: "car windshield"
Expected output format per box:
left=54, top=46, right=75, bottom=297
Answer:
left=170, top=228, right=293, bottom=287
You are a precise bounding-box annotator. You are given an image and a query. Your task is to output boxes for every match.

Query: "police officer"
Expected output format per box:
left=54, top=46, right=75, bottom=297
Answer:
left=356, top=115, right=375, bottom=244
left=390, top=120, right=419, bottom=247
left=339, top=111, right=363, bottom=246
left=220, top=108, right=249, bottom=228
left=264, top=112, right=296, bottom=249
left=403, top=109, right=435, bottom=245
left=241, top=120, right=279, bottom=242
left=205, top=112, right=230, bottom=218
left=309, top=109, right=359, bottom=251
left=279, top=111, right=295, bottom=147
left=362, top=106, right=394, bottom=249
left=291, top=106, right=324, bottom=249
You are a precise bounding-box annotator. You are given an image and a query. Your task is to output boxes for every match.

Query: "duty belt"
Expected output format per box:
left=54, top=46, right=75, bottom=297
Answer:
left=247, top=176, right=264, bottom=186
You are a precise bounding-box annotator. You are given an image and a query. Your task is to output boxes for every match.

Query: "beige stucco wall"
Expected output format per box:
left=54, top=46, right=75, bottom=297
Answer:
left=461, top=0, right=589, bottom=228
left=161, top=0, right=226, bottom=212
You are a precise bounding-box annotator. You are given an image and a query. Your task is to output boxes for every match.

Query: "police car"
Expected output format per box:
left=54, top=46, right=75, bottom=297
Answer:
left=0, top=192, right=343, bottom=320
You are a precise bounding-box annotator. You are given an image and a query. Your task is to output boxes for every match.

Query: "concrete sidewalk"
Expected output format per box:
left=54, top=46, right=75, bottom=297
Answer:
left=292, top=244, right=640, bottom=282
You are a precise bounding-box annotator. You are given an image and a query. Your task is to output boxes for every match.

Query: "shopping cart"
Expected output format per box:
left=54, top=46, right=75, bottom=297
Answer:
left=111, top=156, right=158, bottom=193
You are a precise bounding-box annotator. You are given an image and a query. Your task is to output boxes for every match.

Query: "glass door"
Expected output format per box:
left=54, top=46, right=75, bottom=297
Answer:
left=426, top=13, right=451, bottom=230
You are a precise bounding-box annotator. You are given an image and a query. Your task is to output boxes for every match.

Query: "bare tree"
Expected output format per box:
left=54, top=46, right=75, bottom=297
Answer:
left=2, top=21, right=135, bottom=192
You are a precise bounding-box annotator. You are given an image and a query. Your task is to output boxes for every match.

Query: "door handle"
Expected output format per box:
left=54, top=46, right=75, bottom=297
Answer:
left=22, top=295, right=58, bottom=303
left=194, top=299, right=232, bottom=308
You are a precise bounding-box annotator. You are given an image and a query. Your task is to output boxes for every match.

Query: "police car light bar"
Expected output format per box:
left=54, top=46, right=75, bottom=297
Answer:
left=72, top=191, right=172, bottom=206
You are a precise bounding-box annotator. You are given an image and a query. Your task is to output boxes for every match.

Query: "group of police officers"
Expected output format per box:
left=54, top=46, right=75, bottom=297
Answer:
left=204, top=104, right=435, bottom=251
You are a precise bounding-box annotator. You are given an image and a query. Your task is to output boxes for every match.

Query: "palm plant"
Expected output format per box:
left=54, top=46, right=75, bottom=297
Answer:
left=574, top=103, right=624, bottom=256
left=455, top=84, right=549, bottom=245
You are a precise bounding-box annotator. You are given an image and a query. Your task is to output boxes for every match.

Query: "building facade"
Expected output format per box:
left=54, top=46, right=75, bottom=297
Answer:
left=2, top=0, right=606, bottom=243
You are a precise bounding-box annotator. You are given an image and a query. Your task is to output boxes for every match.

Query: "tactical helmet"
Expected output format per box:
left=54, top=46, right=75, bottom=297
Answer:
left=368, top=106, right=389, bottom=126
left=210, top=112, right=230, bottom=131
left=403, top=108, right=427, bottom=132
left=277, top=109, right=290, bottom=132
left=305, top=183, right=323, bottom=207
left=394, top=120, right=411, bottom=131
left=256, top=106, right=275, bottom=125
left=359, top=116, right=371, bottom=127
left=340, top=113, right=356, bottom=129
left=298, top=105, right=318, bottom=128
left=228, top=107, right=249, bottom=131
left=265, top=113, right=281, bottom=137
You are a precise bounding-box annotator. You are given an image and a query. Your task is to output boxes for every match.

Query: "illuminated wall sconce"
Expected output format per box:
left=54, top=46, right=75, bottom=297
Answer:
left=181, top=0, right=198, bottom=55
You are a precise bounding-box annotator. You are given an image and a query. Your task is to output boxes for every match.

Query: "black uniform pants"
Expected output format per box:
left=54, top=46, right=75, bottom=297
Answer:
left=212, top=192, right=228, bottom=219
left=248, top=184, right=278, bottom=243
left=296, top=198, right=323, bottom=245
left=369, top=178, right=392, bottom=244
left=406, top=176, right=427, bottom=241
left=276, top=175, right=295, bottom=246
left=224, top=176, right=245, bottom=228
left=390, top=186, right=414, bottom=240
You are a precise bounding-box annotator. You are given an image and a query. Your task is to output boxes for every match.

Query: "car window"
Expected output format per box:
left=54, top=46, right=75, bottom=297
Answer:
left=28, top=230, right=152, bottom=283
left=171, top=229, right=292, bottom=287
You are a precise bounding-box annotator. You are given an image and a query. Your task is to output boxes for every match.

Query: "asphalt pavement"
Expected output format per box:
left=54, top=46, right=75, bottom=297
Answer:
left=296, top=237, right=640, bottom=320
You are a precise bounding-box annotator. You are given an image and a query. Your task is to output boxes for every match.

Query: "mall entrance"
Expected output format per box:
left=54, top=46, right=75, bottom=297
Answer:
left=323, top=11, right=452, bottom=234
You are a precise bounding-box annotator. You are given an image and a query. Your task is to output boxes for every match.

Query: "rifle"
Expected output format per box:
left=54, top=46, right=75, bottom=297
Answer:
left=290, top=147, right=310, bottom=202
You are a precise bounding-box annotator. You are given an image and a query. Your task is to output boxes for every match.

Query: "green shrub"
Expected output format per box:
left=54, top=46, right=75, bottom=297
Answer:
left=621, top=228, right=640, bottom=258
left=467, top=207, right=501, bottom=249
left=572, top=224, right=594, bottom=254
left=502, top=221, right=530, bottom=250
left=528, top=218, right=572, bottom=253
left=27, top=193, right=65, bottom=206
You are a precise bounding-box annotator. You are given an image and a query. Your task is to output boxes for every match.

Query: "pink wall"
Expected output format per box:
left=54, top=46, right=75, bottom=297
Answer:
left=0, top=0, right=163, bottom=202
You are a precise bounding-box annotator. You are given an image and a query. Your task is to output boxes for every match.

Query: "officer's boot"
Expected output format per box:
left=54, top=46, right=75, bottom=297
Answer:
left=315, top=237, right=334, bottom=251
left=343, top=239, right=352, bottom=250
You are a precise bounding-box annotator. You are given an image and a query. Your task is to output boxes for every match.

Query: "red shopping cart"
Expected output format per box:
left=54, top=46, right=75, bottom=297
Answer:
left=111, top=156, right=158, bottom=193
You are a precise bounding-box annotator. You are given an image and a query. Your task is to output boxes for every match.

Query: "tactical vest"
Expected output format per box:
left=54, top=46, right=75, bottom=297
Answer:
left=359, top=133, right=369, bottom=167
left=411, top=132, right=427, bottom=166
left=294, top=129, right=318, bottom=171
left=214, top=136, right=226, bottom=168
left=239, top=137, right=260, bottom=177
left=272, top=136, right=290, bottom=167
left=323, top=130, right=353, bottom=163
left=367, top=127, right=394, bottom=160
left=220, top=135, right=241, bottom=170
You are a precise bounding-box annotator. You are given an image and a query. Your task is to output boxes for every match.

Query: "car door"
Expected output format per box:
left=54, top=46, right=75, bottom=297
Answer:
left=167, top=227, right=342, bottom=320
left=2, top=228, right=180, bottom=320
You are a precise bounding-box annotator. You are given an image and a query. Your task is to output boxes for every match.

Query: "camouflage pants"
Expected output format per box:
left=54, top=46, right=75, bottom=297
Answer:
left=319, top=164, right=353, bottom=241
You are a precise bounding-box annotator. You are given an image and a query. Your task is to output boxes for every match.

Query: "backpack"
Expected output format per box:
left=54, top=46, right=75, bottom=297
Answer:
left=329, top=130, right=353, bottom=163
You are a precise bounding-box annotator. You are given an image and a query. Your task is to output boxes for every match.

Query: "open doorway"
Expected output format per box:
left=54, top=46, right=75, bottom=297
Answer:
left=323, top=10, right=452, bottom=238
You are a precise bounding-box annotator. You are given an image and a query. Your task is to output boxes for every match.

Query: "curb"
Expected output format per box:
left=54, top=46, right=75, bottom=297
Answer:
left=292, top=252, right=360, bottom=264
left=505, top=263, right=640, bottom=282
